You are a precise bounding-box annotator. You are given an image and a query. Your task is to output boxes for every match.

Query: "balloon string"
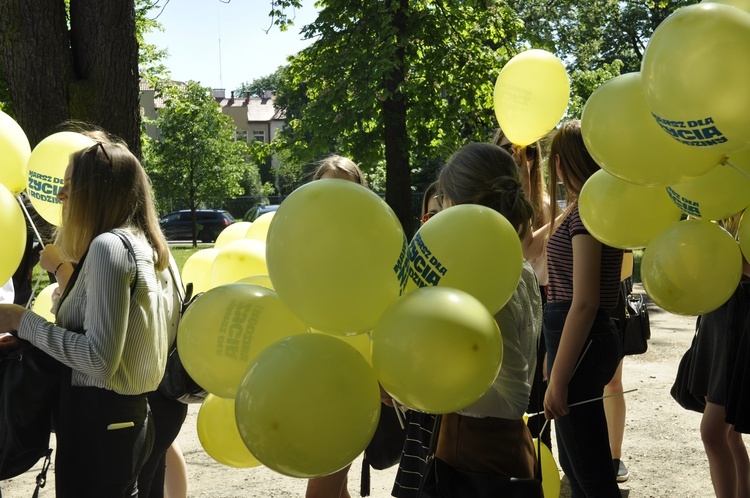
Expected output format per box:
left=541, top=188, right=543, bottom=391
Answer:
left=392, top=402, right=405, bottom=430
left=15, top=195, right=47, bottom=309
left=526, top=388, right=638, bottom=419
left=724, top=159, right=750, bottom=181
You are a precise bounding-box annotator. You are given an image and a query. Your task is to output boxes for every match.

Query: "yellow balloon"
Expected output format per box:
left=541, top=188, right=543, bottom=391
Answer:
left=266, top=179, right=406, bottom=334
left=533, top=439, right=561, bottom=498
left=32, top=283, right=59, bottom=322
left=237, top=274, right=274, bottom=290
left=494, top=49, right=570, bottom=146
left=312, top=329, right=372, bottom=364
left=211, top=239, right=267, bottom=288
left=0, top=184, right=27, bottom=285
left=582, top=72, right=722, bottom=186
left=579, top=170, right=683, bottom=249
left=245, top=212, right=275, bottom=242
left=407, top=204, right=522, bottom=314
left=641, top=3, right=750, bottom=154
left=235, top=333, right=381, bottom=478
left=642, top=219, right=742, bottom=315
left=197, top=394, right=261, bottom=468
left=214, top=221, right=253, bottom=249
left=372, top=287, right=503, bottom=414
left=667, top=151, right=750, bottom=220
left=181, top=248, right=219, bottom=295
left=703, top=0, right=750, bottom=14
left=0, top=111, right=31, bottom=194
left=739, top=210, right=750, bottom=262
left=177, top=283, right=309, bottom=398
left=26, top=132, right=95, bottom=226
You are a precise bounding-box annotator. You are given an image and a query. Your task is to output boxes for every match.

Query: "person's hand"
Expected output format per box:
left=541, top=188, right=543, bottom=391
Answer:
left=0, top=333, right=22, bottom=353
left=379, top=384, right=394, bottom=407
left=0, top=304, right=25, bottom=333
left=39, top=244, right=65, bottom=274
left=542, top=352, right=548, bottom=382
left=543, top=378, right=569, bottom=420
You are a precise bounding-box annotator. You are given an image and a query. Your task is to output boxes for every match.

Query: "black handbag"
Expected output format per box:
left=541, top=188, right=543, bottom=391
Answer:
left=623, top=291, right=650, bottom=355
left=417, top=415, right=543, bottom=498
left=360, top=405, right=408, bottom=496
left=670, top=331, right=706, bottom=413
left=0, top=342, right=59, bottom=480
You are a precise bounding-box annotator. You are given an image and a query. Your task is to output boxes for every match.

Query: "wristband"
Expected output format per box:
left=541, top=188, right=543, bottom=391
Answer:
left=54, top=262, right=65, bottom=277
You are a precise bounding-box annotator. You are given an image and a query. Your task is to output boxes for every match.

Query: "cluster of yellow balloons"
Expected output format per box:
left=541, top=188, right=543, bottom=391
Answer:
left=576, top=2, right=750, bottom=315
left=178, top=178, right=527, bottom=478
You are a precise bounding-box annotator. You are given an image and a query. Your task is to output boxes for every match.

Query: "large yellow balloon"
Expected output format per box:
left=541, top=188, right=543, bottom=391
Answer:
left=26, top=132, right=95, bottom=226
left=0, top=184, right=27, bottom=285
left=666, top=151, right=750, bottom=220
left=235, top=333, right=381, bottom=478
left=739, top=210, right=750, bottom=262
left=372, top=287, right=503, bottom=414
left=245, top=212, right=275, bottom=242
left=177, top=283, right=309, bottom=398
left=197, top=394, right=261, bottom=468
left=579, top=170, right=683, bottom=249
left=181, top=248, right=219, bottom=295
left=703, top=0, right=750, bottom=15
left=582, top=72, right=722, bottom=186
left=210, top=239, right=267, bottom=288
left=32, top=283, right=59, bottom=322
left=237, top=274, right=274, bottom=290
left=534, top=439, right=561, bottom=498
left=0, top=111, right=31, bottom=194
left=214, top=221, right=253, bottom=249
left=312, top=329, right=372, bottom=364
left=407, top=204, right=522, bottom=314
left=641, top=3, right=750, bottom=154
left=266, top=179, right=406, bottom=334
left=494, top=49, right=570, bottom=146
left=641, top=219, right=742, bottom=315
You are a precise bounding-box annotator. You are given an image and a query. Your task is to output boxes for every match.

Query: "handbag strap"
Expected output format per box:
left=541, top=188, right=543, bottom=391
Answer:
left=416, top=413, right=443, bottom=495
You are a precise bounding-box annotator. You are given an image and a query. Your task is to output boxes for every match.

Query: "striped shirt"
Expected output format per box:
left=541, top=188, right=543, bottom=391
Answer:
left=392, top=410, right=438, bottom=497
left=19, top=229, right=170, bottom=395
left=546, top=205, right=623, bottom=310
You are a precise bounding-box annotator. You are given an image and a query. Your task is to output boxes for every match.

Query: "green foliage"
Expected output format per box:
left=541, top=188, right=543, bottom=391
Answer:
left=236, top=68, right=286, bottom=98
left=273, top=0, right=524, bottom=193
left=143, top=81, right=257, bottom=244
left=136, top=0, right=169, bottom=85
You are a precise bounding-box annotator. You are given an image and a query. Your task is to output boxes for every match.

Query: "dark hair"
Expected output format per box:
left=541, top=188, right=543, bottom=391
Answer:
left=438, top=142, right=534, bottom=239
left=421, top=182, right=439, bottom=218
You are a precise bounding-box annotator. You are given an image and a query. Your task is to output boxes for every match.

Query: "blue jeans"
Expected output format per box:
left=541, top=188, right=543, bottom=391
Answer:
left=544, top=302, right=623, bottom=498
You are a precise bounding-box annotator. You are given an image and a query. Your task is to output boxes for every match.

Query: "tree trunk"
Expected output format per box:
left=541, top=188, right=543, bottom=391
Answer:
left=0, top=0, right=141, bottom=156
left=382, top=0, right=413, bottom=239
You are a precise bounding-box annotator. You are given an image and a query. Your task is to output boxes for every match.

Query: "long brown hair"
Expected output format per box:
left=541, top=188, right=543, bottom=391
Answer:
left=547, top=120, right=601, bottom=238
left=438, top=142, right=534, bottom=240
left=57, top=137, right=170, bottom=270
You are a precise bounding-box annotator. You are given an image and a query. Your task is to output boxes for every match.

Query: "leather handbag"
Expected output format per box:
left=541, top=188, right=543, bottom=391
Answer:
left=360, top=405, right=408, bottom=496
left=623, top=291, right=650, bottom=355
left=670, top=332, right=706, bottom=413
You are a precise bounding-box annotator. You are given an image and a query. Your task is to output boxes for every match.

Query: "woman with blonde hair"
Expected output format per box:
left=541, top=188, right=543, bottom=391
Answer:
left=0, top=135, right=172, bottom=497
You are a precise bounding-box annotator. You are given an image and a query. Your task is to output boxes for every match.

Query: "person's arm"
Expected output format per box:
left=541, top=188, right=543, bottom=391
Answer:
left=522, top=224, right=549, bottom=262
left=17, top=233, right=134, bottom=379
left=544, top=234, right=602, bottom=420
left=39, top=244, right=73, bottom=289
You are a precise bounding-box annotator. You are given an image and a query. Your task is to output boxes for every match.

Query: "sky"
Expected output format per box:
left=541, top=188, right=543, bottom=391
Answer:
left=144, top=0, right=319, bottom=96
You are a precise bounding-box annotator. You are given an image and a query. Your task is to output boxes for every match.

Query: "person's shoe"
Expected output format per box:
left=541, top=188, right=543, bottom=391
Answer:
left=613, top=458, right=629, bottom=483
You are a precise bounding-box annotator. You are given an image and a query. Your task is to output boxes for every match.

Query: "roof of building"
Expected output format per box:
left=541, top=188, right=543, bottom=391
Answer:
left=215, top=96, right=285, bottom=121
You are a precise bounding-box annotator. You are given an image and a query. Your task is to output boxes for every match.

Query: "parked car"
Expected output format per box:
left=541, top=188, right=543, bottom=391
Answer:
left=159, top=209, right=235, bottom=242
left=244, top=203, right=280, bottom=222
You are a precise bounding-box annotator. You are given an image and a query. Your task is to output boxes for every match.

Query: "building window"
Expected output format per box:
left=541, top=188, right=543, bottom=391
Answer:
left=235, top=129, right=248, bottom=143
left=252, top=130, right=266, bottom=143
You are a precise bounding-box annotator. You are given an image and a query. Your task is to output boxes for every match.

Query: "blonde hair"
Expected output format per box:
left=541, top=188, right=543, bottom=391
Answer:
left=547, top=120, right=601, bottom=238
left=438, top=142, right=534, bottom=240
left=312, top=155, right=368, bottom=187
left=57, top=137, right=170, bottom=270
left=492, top=128, right=549, bottom=229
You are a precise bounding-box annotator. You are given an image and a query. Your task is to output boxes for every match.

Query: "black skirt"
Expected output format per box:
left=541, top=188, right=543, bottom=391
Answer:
left=724, top=281, right=750, bottom=432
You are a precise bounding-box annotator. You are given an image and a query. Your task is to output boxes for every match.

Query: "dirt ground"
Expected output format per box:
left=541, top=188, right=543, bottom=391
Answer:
left=3, top=286, right=740, bottom=497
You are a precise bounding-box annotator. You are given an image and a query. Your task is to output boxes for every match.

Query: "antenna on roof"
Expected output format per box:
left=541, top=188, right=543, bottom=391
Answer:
left=218, top=6, right=223, bottom=89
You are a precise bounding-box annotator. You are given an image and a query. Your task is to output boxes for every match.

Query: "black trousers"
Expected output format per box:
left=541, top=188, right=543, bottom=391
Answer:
left=138, top=390, right=188, bottom=498
left=54, top=386, right=154, bottom=498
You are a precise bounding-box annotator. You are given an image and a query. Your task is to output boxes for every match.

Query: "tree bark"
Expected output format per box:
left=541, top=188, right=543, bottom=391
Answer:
left=382, top=0, right=413, bottom=239
left=0, top=0, right=141, bottom=156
